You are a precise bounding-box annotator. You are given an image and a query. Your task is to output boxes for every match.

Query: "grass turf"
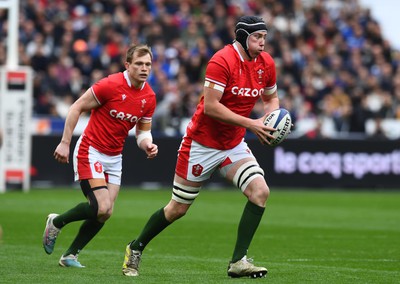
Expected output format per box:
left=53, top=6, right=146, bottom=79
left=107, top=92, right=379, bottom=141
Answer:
left=0, top=188, right=399, bottom=283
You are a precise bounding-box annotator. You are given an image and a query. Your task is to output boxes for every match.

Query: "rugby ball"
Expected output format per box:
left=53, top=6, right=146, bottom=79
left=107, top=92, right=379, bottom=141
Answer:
left=263, top=108, right=292, bottom=146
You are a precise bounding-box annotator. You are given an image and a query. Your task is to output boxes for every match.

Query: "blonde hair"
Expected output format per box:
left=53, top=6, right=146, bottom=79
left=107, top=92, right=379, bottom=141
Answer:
left=126, top=44, right=153, bottom=63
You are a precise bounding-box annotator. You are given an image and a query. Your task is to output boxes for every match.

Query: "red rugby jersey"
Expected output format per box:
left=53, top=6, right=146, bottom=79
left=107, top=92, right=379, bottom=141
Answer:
left=186, top=43, right=277, bottom=150
left=82, top=71, right=156, bottom=155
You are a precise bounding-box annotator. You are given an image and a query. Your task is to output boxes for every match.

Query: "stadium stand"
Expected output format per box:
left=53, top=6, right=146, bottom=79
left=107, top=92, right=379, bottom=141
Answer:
left=1, top=0, right=399, bottom=139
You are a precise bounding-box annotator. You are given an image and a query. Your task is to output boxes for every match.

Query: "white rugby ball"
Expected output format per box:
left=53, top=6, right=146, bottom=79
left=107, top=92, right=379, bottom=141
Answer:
left=263, top=108, right=292, bottom=146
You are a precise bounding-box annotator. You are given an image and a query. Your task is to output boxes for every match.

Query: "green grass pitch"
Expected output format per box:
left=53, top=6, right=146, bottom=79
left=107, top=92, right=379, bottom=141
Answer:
left=0, top=188, right=399, bottom=283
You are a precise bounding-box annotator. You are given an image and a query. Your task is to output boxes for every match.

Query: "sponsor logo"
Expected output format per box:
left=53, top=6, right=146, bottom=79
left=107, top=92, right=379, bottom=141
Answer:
left=122, top=94, right=127, bottom=101
left=275, top=148, right=400, bottom=179
left=109, top=109, right=138, bottom=123
left=231, top=86, right=264, bottom=97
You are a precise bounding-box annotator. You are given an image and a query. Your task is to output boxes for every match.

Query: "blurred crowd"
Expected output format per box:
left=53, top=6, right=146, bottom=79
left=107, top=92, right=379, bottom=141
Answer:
left=1, top=0, right=399, bottom=139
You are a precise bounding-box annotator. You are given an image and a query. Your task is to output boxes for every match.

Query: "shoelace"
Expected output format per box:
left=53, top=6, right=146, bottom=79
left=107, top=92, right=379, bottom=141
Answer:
left=128, top=252, right=141, bottom=268
left=241, top=257, right=258, bottom=269
left=47, top=225, right=59, bottom=241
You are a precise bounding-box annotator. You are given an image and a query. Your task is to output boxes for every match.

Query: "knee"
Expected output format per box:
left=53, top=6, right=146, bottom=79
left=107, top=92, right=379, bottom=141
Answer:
left=97, top=203, right=113, bottom=222
left=173, top=206, right=188, bottom=219
left=170, top=206, right=187, bottom=221
left=247, top=184, right=270, bottom=206
left=258, top=186, right=270, bottom=202
left=165, top=202, right=189, bottom=222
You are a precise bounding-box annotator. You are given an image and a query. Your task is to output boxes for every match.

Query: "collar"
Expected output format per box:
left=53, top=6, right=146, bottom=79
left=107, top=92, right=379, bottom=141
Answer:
left=123, top=70, right=146, bottom=90
left=233, top=42, right=257, bottom=62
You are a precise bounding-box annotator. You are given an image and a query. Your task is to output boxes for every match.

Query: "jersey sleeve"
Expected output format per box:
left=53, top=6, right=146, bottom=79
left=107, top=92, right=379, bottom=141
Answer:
left=141, top=100, right=156, bottom=123
left=264, top=54, right=277, bottom=95
left=91, top=77, right=113, bottom=105
left=140, top=87, right=157, bottom=123
left=204, top=53, right=230, bottom=93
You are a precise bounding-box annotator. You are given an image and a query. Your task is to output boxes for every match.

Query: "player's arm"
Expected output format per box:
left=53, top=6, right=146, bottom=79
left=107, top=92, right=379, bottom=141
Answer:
left=260, top=89, right=280, bottom=119
left=54, top=88, right=100, bottom=163
left=203, top=87, right=250, bottom=127
left=136, top=120, right=158, bottom=159
left=203, top=87, right=275, bottom=143
left=262, top=89, right=294, bottom=134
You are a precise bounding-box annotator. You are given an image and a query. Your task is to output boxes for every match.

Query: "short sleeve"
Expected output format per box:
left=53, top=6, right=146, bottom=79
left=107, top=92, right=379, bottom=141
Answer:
left=204, top=54, right=230, bottom=92
left=91, top=77, right=112, bottom=105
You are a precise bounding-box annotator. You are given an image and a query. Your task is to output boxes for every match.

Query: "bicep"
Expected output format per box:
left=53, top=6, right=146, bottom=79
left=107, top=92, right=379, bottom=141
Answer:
left=203, top=86, right=223, bottom=113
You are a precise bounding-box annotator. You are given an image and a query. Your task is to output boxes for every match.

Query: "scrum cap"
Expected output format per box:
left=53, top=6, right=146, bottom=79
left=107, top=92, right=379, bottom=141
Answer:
left=235, top=16, right=267, bottom=58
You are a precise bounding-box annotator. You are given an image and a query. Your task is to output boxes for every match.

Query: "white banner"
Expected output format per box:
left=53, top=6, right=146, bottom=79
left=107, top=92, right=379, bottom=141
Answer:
left=0, top=66, right=33, bottom=192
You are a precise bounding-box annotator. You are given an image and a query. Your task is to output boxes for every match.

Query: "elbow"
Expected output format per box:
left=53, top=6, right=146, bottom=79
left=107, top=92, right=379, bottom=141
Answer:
left=203, top=104, right=214, bottom=117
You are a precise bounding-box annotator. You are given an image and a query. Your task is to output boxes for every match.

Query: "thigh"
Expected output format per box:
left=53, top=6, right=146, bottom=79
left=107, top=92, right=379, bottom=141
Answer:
left=175, top=136, right=226, bottom=182
left=73, top=138, right=107, bottom=181
left=88, top=178, right=108, bottom=205
left=219, top=141, right=269, bottom=203
left=107, top=183, right=120, bottom=205
left=73, top=138, right=122, bottom=185
left=102, top=154, right=122, bottom=185
left=165, top=174, right=201, bottom=220
left=223, top=159, right=269, bottom=206
left=90, top=179, right=120, bottom=208
left=219, top=140, right=258, bottom=179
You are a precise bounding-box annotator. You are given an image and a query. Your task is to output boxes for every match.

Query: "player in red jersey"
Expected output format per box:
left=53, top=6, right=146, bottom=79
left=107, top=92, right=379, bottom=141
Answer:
left=123, top=16, right=279, bottom=278
left=42, top=44, right=158, bottom=268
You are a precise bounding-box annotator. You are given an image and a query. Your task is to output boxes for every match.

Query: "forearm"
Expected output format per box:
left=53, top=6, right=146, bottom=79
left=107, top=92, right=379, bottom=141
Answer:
left=136, top=129, right=153, bottom=150
left=61, top=107, right=81, bottom=145
left=136, top=130, right=158, bottom=159
left=204, top=103, right=252, bottom=129
left=263, top=97, right=280, bottom=114
left=138, top=137, right=152, bottom=151
left=262, top=92, right=280, bottom=114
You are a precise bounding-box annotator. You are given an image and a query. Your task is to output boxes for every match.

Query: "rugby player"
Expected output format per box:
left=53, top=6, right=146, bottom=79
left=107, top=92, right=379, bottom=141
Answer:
left=123, top=16, right=280, bottom=278
left=43, top=44, right=158, bottom=267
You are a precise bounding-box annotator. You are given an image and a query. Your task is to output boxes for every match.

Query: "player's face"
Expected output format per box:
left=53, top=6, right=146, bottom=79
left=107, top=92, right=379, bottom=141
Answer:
left=248, top=31, right=267, bottom=58
left=125, top=53, right=152, bottom=86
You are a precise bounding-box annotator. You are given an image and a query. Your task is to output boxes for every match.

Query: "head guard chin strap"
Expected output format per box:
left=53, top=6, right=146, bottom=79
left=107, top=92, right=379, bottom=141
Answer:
left=235, top=16, right=268, bottom=58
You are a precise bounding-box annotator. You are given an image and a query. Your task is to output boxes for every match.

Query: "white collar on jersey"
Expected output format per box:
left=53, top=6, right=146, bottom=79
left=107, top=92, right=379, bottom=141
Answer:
left=233, top=42, right=258, bottom=63
left=123, top=70, right=146, bottom=90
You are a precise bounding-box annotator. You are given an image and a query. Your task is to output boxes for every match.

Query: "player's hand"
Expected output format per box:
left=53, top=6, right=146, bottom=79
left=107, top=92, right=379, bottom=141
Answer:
left=54, top=141, right=70, bottom=164
left=248, top=118, right=275, bottom=146
left=145, top=143, right=158, bottom=159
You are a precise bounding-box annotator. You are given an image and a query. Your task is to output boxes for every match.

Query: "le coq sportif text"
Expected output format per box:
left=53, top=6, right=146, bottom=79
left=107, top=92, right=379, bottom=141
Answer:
left=274, top=147, right=400, bottom=179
